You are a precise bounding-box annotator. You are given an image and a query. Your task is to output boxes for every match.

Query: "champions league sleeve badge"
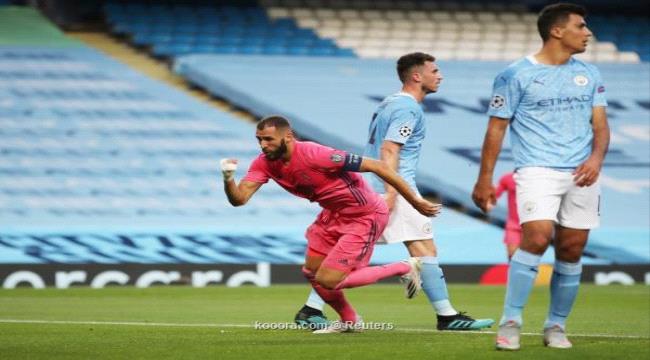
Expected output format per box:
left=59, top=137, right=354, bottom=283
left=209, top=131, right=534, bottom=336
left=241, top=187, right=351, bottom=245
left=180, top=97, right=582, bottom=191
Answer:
left=489, top=94, right=506, bottom=109
left=399, top=125, right=412, bottom=138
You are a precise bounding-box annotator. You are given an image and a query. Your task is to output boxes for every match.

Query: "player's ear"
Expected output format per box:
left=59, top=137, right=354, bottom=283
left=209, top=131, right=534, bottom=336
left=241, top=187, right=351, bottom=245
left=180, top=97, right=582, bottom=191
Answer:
left=549, top=24, right=564, bottom=40
left=284, top=128, right=295, bottom=141
left=411, top=69, right=422, bottom=83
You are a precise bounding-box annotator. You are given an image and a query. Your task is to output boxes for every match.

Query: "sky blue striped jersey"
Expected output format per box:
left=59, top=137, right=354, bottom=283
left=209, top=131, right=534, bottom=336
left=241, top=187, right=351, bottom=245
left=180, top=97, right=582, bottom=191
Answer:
left=487, top=55, right=607, bottom=170
left=363, top=93, right=425, bottom=193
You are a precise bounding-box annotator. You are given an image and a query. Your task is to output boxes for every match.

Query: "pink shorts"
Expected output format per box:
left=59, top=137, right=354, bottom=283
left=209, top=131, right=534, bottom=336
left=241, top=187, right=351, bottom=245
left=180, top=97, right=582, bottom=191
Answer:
left=503, top=225, right=522, bottom=246
left=306, top=207, right=389, bottom=273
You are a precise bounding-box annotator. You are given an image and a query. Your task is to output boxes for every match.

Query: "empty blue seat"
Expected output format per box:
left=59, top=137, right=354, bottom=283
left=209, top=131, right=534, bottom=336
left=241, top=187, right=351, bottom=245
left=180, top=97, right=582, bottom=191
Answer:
left=263, top=46, right=287, bottom=55
left=287, top=46, right=310, bottom=56
left=213, top=45, right=239, bottom=54
left=239, top=46, right=264, bottom=55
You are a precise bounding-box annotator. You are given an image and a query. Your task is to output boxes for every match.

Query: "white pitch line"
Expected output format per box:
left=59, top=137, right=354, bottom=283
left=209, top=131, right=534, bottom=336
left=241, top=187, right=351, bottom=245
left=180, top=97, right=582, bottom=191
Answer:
left=0, top=319, right=647, bottom=340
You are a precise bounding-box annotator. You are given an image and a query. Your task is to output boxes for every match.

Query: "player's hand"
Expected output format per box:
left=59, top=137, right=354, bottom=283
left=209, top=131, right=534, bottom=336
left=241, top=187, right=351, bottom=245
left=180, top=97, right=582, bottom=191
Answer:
left=573, top=156, right=602, bottom=187
left=383, top=191, right=397, bottom=212
left=413, top=199, right=442, bottom=217
left=472, top=180, right=496, bottom=213
left=220, top=158, right=238, bottom=181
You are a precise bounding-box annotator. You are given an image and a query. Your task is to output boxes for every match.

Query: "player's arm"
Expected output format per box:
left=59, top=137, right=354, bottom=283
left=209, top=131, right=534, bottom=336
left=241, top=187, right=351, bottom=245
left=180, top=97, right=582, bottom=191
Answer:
left=358, top=157, right=441, bottom=217
left=472, top=117, right=509, bottom=212
left=574, top=106, right=610, bottom=187
left=221, top=159, right=263, bottom=206
left=494, top=175, right=506, bottom=199
left=380, top=140, right=402, bottom=210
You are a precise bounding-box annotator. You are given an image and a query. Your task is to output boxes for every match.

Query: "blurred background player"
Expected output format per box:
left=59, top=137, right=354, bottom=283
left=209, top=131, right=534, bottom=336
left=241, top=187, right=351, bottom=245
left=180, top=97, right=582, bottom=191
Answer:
left=472, top=3, right=610, bottom=351
left=494, top=172, right=521, bottom=260
left=296, top=52, right=494, bottom=331
left=222, top=115, right=441, bottom=333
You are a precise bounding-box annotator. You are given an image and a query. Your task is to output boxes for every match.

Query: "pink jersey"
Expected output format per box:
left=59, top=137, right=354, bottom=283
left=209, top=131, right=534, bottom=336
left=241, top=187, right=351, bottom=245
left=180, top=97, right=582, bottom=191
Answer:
left=243, top=141, right=383, bottom=215
left=495, top=172, right=520, bottom=229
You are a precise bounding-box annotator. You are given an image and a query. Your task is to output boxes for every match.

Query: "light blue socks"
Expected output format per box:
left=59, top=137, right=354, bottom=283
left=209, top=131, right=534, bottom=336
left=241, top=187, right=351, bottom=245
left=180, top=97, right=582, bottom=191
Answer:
left=544, top=260, right=582, bottom=329
left=421, top=256, right=457, bottom=316
left=500, top=249, right=542, bottom=326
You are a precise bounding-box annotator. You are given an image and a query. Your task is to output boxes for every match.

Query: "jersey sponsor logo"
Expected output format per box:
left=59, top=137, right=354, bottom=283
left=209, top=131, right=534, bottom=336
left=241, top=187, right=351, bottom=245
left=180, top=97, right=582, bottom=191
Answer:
left=330, top=153, right=343, bottom=163
left=489, top=94, right=505, bottom=109
left=537, top=95, right=592, bottom=107
left=574, top=75, right=589, bottom=86
left=399, top=125, right=412, bottom=138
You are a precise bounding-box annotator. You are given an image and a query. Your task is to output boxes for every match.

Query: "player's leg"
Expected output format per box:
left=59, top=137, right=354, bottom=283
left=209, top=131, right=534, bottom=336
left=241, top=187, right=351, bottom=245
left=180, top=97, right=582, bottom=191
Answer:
left=506, top=243, right=519, bottom=260
left=504, top=227, right=522, bottom=260
left=541, top=226, right=587, bottom=348
left=543, top=178, right=599, bottom=348
left=317, top=210, right=416, bottom=291
left=294, top=289, right=327, bottom=329
left=296, top=211, right=350, bottom=329
left=497, top=167, right=562, bottom=350
left=405, top=239, right=494, bottom=330
left=303, top=251, right=359, bottom=325
left=497, top=220, right=554, bottom=350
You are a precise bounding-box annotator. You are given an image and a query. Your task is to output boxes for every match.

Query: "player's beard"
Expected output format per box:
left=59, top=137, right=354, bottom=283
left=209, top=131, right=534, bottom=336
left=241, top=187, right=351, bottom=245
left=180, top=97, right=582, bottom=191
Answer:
left=422, top=84, right=438, bottom=94
left=263, top=139, right=287, bottom=160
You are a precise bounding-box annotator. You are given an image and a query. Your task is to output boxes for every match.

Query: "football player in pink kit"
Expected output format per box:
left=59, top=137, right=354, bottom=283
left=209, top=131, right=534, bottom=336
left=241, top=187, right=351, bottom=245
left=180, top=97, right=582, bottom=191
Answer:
left=221, top=115, right=441, bottom=333
left=494, top=172, right=522, bottom=260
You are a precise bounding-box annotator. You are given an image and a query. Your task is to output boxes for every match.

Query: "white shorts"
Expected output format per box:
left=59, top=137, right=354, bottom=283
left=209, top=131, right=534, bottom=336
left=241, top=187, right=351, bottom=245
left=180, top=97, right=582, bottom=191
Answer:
left=514, top=167, right=601, bottom=229
left=377, top=194, right=434, bottom=244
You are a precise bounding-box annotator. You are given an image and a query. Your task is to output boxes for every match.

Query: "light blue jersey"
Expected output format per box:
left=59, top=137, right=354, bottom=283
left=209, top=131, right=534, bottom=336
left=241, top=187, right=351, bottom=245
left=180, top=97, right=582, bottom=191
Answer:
left=487, top=55, right=607, bottom=170
left=364, top=92, right=425, bottom=193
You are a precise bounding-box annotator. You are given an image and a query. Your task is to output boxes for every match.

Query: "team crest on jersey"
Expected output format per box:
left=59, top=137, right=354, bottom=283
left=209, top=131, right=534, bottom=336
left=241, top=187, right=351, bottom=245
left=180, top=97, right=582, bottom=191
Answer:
left=523, top=201, right=537, bottom=215
left=330, top=153, right=343, bottom=163
left=490, top=94, right=505, bottom=109
left=399, top=125, right=412, bottom=138
left=574, top=75, right=589, bottom=86
left=422, top=222, right=432, bottom=234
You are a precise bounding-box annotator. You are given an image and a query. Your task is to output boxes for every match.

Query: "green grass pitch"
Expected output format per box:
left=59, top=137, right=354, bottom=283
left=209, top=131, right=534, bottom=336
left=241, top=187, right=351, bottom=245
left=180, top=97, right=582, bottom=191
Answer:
left=1, top=284, right=648, bottom=359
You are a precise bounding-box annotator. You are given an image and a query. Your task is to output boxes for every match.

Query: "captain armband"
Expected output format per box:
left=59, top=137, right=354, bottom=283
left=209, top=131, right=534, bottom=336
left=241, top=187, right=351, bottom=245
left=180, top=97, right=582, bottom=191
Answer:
left=343, top=153, right=362, bottom=172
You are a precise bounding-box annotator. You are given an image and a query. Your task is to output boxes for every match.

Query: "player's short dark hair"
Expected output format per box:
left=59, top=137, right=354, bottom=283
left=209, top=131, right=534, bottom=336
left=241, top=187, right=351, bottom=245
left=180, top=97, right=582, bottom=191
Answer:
left=396, top=52, right=436, bottom=83
left=537, top=3, right=587, bottom=42
left=257, top=115, right=291, bottom=131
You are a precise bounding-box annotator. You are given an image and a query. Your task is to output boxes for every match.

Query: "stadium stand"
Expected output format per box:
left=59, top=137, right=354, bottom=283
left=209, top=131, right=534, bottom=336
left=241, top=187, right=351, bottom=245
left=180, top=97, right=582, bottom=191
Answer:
left=588, top=15, right=650, bottom=62
left=0, top=6, right=323, bottom=264
left=1, top=2, right=648, bottom=267
left=102, top=1, right=356, bottom=58
left=0, top=5, right=507, bottom=265
left=174, top=54, right=650, bottom=264
left=261, top=0, right=645, bottom=63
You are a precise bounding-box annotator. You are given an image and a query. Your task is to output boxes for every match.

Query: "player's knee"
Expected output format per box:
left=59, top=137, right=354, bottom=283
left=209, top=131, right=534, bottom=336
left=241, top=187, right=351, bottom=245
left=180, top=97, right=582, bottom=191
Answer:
left=555, top=245, right=584, bottom=262
left=521, top=233, right=551, bottom=254
left=314, top=273, right=341, bottom=290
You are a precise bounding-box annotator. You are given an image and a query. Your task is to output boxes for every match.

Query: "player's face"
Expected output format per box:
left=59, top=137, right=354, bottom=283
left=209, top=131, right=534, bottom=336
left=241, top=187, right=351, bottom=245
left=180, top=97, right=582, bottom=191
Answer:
left=420, top=61, right=443, bottom=94
left=256, top=126, right=288, bottom=160
left=558, top=14, right=592, bottom=54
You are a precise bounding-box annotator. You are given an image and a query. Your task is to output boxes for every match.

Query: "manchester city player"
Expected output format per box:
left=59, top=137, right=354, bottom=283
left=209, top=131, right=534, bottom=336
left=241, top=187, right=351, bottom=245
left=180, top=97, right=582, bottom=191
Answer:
left=472, top=3, right=610, bottom=350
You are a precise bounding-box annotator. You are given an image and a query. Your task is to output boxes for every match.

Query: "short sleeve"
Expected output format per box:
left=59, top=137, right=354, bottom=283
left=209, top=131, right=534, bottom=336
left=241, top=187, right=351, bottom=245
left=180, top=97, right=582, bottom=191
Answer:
left=385, top=107, right=419, bottom=144
left=591, top=66, right=608, bottom=107
left=303, top=143, right=348, bottom=173
left=487, top=69, right=522, bottom=119
left=242, top=156, right=270, bottom=184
